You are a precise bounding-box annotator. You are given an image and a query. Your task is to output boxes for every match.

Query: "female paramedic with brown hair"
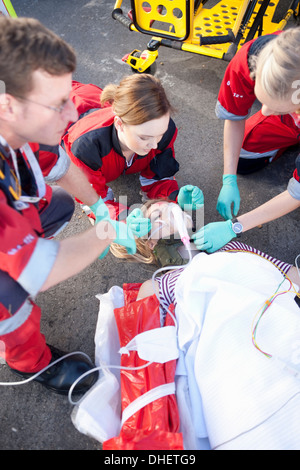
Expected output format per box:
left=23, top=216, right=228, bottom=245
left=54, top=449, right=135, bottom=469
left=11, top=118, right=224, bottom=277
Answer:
left=192, top=27, right=300, bottom=253
left=61, top=74, right=204, bottom=228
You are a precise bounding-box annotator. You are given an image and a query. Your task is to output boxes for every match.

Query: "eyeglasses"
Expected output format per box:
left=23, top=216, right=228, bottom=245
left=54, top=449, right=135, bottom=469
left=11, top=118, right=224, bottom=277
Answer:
left=15, top=96, right=70, bottom=114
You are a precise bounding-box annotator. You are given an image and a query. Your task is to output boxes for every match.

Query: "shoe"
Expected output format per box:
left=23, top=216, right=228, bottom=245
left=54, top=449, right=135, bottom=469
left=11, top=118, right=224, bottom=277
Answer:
left=9, top=344, right=99, bottom=395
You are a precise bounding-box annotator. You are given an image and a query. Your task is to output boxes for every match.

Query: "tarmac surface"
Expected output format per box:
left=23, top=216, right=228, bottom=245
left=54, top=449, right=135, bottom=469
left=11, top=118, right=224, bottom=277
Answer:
left=1, top=0, right=300, bottom=451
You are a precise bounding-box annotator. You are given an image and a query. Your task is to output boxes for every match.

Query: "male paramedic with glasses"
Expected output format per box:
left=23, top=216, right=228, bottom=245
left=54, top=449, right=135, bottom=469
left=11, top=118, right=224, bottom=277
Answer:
left=0, top=16, right=142, bottom=395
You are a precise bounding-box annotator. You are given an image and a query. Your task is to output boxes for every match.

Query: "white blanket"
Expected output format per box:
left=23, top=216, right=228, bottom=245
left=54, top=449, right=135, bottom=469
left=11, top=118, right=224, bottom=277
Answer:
left=72, top=251, right=300, bottom=450
left=175, top=252, right=300, bottom=450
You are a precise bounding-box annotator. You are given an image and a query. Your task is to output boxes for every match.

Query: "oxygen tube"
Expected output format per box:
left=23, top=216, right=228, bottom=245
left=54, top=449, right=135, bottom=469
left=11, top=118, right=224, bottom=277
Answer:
left=150, top=203, right=193, bottom=328
left=0, top=203, right=193, bottom=405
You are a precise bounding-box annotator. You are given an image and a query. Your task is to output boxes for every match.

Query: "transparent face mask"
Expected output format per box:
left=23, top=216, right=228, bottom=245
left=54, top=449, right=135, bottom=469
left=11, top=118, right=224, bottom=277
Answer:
left=145, top=202, right=192, bottom=244
left=147, top=219, right=168, bottom=242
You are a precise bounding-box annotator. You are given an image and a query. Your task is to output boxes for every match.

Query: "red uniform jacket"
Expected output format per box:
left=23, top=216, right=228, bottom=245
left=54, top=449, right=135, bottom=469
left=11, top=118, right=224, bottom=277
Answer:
left=0, top=139, right=69, bottom=298
left=215, top=32, right=300, bottom=196
left=0, top=139, right=71, bottom=371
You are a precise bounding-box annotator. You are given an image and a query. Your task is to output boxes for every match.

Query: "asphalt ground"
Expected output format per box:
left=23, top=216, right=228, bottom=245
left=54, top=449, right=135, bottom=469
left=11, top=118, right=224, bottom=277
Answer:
left=0, top=0, right=300, bottom=451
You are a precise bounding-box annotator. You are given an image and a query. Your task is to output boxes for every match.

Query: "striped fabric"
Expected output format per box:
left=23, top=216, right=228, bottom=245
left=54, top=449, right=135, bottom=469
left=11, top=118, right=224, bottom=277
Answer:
left=157, top=267, right=184, bottom=321
left=157, top=242, right=292, bottom=321
left=218, top=241, right=292, bottom=274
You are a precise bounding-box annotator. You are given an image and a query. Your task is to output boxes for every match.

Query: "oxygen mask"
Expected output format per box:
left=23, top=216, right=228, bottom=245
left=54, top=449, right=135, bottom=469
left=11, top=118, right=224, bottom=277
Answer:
left=147, top=219, right=168, bottom=242
left=145, top=202, right=193, bottom=265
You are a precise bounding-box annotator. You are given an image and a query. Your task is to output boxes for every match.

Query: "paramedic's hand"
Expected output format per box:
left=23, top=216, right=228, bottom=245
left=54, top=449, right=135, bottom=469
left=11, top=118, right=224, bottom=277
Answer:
left=191, top=220, right=236, bottom=253
left=96, top=219, right=137, bottom=258
left=178, top=185, right=204, bottom=210
left=108, top=219, right=136, bottom=255
left=89, top=196, right=110, bottom=224
left=216, top=175, right=240, bottom=220
left=90, top=197, right=136, bottom=258
left=127, top=208, right=151, bottom=237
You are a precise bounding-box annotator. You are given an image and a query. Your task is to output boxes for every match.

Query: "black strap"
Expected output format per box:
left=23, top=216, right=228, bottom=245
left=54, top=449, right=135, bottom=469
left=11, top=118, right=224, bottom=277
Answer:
left=245, top=0, right=271, bottom=42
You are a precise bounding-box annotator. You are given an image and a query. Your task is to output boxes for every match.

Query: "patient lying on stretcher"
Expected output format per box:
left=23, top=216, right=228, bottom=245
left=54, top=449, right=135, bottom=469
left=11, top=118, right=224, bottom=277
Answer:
left=73, top=199, right=300, bottom=450
left=114, top=201, right=300, bottom=449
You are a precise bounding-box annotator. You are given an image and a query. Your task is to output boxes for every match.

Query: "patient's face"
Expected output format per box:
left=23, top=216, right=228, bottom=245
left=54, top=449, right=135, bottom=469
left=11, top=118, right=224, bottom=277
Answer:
left=145, top=201, right=192, bottom=248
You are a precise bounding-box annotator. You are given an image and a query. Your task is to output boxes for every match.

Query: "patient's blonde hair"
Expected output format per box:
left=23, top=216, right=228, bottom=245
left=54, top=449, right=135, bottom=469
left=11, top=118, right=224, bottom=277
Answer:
left=250, top=28, right=300, bottom=101
left=110, top=237, right=155, bottom=264
left=110, top=199, right=167, bottom=264
left=100, top=74, right=174, bottom=125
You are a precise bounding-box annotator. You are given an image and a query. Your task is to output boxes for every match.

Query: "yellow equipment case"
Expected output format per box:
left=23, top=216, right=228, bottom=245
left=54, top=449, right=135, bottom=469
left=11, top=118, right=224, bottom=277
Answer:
left=112, top=0, right=300, bottom=72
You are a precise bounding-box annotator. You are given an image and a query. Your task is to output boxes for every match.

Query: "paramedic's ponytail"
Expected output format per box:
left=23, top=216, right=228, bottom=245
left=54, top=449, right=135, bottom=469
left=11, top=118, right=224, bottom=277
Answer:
left=253, top=28, right=300, bottom=101
left=100, top=74, right=174, bottom=125
left=100, top=83, right=117, bottom=106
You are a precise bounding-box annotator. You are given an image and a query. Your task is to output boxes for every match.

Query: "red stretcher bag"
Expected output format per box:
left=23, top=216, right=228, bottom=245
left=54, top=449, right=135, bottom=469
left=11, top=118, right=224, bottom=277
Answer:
left=103, top=283, right=183, bottom=450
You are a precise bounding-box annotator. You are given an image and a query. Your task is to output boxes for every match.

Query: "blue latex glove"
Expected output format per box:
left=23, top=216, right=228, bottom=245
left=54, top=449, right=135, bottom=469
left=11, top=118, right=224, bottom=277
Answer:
left=216, top=175, right=240, bottom=220
left=94, top=218, right=137, bottom=259
left=90, top=197, right=136, bottom=258
left=89, top=197, right=110, bottom=225
left=191, top=219, right=236, bottom=253
left=104, top=219, right=136, bottom=255
left=127, top=208, right=151, bottom=237
left=177, top=185, right=204, bottom=210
